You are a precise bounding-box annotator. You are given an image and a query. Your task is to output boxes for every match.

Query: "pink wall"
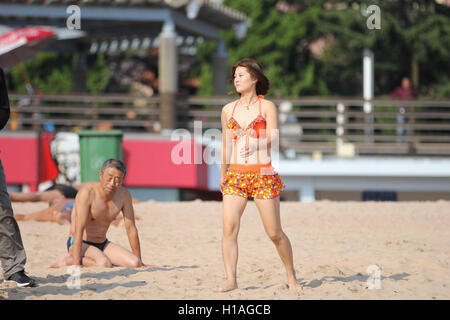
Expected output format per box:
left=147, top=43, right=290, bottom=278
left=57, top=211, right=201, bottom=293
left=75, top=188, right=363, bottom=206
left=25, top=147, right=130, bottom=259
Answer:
left=0, top=134, right=208, bottom=191
left=123, top=139, right=208, bottom=189
left=0, top=134, right=39, bottom=190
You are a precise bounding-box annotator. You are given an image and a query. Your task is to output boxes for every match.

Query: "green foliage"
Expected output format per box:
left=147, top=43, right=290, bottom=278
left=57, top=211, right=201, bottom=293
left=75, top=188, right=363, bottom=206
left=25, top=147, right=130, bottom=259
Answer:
left=87, top=53, right=110, bottom=94
left=189, top=0, right=450, bottom=98
left=7, top=52, right=73, bottom=93
left=188, top=41, right=217, bottom=96
left=5, top=0, right=450, bottom=99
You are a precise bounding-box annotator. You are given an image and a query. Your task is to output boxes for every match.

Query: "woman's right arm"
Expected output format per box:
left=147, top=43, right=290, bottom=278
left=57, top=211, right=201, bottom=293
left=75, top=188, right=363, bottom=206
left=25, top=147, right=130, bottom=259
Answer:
left=220, top=107, right=231, bottom=192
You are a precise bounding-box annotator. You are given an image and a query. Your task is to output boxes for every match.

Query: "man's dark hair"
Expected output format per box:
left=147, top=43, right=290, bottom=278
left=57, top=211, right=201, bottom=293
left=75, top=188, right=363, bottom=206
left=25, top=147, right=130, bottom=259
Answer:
left=0, top=68, right=11, bottom=131
left=101, top=159, right=126, bottom=177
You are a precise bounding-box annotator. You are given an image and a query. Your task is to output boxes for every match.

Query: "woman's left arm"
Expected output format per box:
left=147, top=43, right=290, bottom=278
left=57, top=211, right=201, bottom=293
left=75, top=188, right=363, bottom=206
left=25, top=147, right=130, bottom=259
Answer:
left=264, top=100, right=280, bottom=151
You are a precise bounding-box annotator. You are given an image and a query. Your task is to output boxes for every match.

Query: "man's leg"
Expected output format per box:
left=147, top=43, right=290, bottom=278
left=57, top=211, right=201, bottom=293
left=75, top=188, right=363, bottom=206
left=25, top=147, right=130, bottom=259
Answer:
left=79, top=244, right=112, bottom=267
left=0, top=160, right=27, bottom=279
left=48, top=243, right=98, bottom=268
left=103, top=242, right=142, bottom=268
left=50, top=242, right=112, bottom=268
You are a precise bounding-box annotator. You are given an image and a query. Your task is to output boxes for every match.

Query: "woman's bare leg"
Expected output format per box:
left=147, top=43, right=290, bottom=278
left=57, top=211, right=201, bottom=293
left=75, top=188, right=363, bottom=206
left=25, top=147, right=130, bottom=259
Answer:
left=254, top=197, right=302, bottom=292
left=214, top=194, right=247, bottom=293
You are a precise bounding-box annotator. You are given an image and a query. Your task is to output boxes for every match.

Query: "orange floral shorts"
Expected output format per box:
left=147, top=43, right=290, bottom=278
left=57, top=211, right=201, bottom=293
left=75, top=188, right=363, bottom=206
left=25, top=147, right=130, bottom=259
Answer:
left=222, top=163, right=286, bottom=199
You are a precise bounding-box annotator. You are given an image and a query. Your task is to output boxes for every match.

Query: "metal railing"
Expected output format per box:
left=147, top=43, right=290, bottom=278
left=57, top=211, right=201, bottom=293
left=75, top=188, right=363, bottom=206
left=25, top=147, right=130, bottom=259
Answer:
left=7, top=93, right=450, bottom=156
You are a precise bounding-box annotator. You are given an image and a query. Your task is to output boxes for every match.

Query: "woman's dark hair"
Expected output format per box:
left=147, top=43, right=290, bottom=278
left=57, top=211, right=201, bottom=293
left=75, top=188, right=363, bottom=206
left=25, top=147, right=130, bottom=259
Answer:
left=230, top=58, right=269, bottom=96
left=101, top=158, right=126, bottom=177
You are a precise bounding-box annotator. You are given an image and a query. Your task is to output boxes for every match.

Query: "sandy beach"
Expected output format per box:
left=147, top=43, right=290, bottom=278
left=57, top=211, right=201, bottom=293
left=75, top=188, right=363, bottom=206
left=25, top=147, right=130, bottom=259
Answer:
left=1, top=199, right=449, bottom=300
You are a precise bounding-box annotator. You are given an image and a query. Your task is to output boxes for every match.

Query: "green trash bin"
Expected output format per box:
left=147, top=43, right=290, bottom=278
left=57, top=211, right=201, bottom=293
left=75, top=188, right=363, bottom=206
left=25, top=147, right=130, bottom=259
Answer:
left=77, top=130, right=123, bottom=183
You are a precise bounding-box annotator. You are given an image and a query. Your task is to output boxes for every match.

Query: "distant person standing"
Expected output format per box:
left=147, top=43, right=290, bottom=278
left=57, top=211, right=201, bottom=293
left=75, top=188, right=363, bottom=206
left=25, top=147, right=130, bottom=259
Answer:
left=0, top=67, right=36, bottom=287
left=390, top=77, right=418, bottom=145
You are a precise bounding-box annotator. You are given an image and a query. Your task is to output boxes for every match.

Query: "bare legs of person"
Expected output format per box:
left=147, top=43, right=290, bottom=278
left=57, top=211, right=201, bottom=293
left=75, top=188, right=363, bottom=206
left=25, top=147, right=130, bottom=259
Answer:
left=14, top=197, right=72, bottom=225
left=9, top=190, right=64, bottom=203
left=214, top=194, right=247, bottom=293
left=214, top=195, right=302, bottom=293
left=48, top=241, right=143, bottom=268
left=254, top=197, right=302, bottom=292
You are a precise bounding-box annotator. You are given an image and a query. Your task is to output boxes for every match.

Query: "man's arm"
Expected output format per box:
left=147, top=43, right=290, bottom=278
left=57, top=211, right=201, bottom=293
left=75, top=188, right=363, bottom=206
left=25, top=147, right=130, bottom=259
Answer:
left=122, top=189, right=142, bottom=264
left=71, top=187, right=91, bottom=265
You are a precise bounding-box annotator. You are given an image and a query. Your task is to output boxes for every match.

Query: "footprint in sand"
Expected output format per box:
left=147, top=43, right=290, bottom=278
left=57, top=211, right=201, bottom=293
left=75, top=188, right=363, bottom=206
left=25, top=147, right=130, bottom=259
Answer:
left=317, top=265, right=328, bottom=273
left=258, top=273, right=272, bottom=280
left=347, top=285, right=360, bottom=293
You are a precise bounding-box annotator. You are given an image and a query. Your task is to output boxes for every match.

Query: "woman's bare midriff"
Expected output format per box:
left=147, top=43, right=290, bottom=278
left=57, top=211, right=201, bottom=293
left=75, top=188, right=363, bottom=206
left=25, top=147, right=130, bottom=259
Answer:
left=229, top=135, right=271, bottom=165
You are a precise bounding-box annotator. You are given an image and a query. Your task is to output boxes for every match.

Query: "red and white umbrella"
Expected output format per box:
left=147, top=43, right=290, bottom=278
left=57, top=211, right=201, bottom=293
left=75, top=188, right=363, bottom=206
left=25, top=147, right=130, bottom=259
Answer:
left=0, top=26, right=56, bottom=94
left=0, top=26, right=56, bottom=70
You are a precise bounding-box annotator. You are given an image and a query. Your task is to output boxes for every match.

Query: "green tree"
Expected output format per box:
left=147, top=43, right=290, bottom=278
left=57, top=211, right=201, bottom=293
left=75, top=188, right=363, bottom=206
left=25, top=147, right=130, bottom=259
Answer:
left=188, top=41, right=217, bottom=96
left=7, top=52, right=73, bottom=94
left=87, top=53, right=110, bottom=94
left=190, top=0, right=450, bottom=98
left=222, top=0, right=330, bottom=97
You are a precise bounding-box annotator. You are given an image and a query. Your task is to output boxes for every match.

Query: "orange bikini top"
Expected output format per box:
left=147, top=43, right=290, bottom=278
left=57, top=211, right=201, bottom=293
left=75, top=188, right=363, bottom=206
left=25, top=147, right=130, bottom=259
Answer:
left=227, top=96, right=266, bottom=140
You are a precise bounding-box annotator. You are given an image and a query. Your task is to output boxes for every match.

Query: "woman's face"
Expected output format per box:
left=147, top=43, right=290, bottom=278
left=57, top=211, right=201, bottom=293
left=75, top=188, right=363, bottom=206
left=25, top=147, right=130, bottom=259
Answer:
left=233, top=66, right=257, bottom=94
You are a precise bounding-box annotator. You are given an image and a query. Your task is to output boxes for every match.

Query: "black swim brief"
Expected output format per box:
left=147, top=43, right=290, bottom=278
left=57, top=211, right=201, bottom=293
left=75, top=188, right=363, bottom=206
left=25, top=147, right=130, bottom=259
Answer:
left=46, top=184, right=78, bottom=199
left=67, top=237, right=109, bottom=252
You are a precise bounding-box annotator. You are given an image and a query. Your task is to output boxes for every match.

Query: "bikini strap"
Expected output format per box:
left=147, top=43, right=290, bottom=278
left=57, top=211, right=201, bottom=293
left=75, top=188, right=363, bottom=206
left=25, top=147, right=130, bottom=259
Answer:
left=231, top=99, right=240, bottom=117
left=258, top=96, right=262, bottom=116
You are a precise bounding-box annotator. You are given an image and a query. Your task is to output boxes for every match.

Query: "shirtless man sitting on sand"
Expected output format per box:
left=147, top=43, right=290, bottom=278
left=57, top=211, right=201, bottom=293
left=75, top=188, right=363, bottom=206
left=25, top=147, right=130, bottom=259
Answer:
left=49, top=159, right=146, bottom=268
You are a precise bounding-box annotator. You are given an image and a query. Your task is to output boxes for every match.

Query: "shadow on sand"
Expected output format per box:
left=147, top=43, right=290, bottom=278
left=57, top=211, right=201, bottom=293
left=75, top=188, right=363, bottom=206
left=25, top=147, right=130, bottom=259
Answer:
left=2, top=264, right=199, bottom=300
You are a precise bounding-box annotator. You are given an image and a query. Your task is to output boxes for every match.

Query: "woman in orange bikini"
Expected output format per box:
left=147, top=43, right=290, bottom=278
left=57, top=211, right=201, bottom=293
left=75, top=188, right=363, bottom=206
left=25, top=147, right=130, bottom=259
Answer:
left=214, top=59, right=302, bottom=293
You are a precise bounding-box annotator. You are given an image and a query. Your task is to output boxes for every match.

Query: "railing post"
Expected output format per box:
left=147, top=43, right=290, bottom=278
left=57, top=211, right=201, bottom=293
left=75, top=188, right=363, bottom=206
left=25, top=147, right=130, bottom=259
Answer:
left=159, top=20, right=178, bottom=130
left=363, top=105, right=374, bottom=144
left=363, top=49, right=374, bottom=144
left=336, top=102, right=345, bottom=145
left=212, top=40, right=228, bottom=96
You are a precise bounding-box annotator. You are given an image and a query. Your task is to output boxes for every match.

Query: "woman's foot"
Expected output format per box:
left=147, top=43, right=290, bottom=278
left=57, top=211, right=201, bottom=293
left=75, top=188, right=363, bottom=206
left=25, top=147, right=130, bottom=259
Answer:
left=288, top=279, right=303, bottom=292
left=213, top=280, right=238, bottom=293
